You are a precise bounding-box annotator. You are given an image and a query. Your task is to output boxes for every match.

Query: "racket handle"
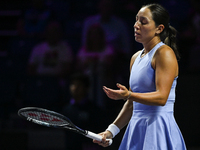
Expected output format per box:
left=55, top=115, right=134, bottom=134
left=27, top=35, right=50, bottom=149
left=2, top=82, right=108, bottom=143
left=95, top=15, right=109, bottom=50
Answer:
left=86, top=131, right=113, bottom=146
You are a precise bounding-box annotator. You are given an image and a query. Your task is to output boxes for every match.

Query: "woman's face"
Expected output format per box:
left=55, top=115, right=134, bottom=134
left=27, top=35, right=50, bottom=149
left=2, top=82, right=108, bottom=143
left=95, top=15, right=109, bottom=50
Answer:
left=134, top=6, right=158, bottom=44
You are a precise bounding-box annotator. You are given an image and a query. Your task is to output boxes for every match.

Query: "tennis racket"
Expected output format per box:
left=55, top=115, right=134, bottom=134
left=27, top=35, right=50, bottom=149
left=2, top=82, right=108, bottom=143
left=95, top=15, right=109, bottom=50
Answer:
left=18, top=107, right=112, bottom=145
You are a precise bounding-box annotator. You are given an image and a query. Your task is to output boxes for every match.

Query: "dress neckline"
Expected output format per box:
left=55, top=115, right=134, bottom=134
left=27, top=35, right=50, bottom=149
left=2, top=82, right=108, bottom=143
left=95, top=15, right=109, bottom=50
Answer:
left=139, top=42, right=163, bottom=59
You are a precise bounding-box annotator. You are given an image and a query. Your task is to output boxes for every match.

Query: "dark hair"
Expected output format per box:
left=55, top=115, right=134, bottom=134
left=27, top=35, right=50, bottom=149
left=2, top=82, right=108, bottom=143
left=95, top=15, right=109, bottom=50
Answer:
left=143, top=3, right=180, bottom=60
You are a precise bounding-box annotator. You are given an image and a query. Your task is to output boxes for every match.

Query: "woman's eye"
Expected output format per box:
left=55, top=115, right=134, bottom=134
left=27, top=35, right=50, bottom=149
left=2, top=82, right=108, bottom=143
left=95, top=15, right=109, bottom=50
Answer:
left=141, top=20, right=147, bottom=25
left=141, top=22, right=146, bottom=25
left=135, top=16, right=147, bottom=25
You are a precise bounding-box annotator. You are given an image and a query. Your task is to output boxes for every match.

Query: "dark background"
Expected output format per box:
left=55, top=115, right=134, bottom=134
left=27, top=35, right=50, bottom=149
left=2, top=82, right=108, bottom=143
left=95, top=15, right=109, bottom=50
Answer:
left=0, top=0, right=200, bottom=150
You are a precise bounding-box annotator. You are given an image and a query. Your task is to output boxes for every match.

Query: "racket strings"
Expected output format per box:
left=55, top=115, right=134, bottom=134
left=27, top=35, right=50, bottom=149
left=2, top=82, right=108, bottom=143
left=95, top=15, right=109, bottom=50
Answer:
left=21, top=111, right=69, bottom=126
left=18, top=108, right=88, bottom=137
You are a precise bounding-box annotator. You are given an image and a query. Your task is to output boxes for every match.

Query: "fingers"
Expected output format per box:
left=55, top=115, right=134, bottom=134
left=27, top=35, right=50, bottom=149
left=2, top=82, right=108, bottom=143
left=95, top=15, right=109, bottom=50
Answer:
left=103, top=86, right=113, bottom=92
left=103, top=86, right=109, bottom=96
left=103, top=86, right=117, bottom=100
left=103, top=84, right=128, bottom=100
left=116, top=83, right=126, bottom=90
left=103, top=86, right=113, bottom=98
left=103, top=86, right=108, bottom=93
left=100, top=140, right=110, bottom=147
left=93, top=132, right=111, bottom=147
left=104, top=83, right=126, bottom=91
left=93, top=139, right=110, bottom=147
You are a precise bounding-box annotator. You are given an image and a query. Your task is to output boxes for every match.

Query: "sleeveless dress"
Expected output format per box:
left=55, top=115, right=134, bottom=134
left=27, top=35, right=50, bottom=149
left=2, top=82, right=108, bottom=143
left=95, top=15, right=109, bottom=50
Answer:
left=118, top=42, right=187, bottom=150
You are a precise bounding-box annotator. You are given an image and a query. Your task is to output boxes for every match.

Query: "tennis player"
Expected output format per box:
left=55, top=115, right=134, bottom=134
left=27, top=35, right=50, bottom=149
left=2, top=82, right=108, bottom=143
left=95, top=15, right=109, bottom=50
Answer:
left=93, top=3, right=187, bottom=150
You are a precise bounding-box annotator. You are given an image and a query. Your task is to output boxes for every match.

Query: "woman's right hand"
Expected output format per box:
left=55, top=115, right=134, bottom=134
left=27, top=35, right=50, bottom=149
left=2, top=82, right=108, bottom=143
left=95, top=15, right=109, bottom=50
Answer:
left=93, top=130, right=113, bottom=147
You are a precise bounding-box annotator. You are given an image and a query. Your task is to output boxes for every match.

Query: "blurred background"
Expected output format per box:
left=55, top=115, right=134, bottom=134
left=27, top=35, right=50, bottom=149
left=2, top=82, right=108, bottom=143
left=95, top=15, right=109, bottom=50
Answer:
left=0, top=0, right=199, bottom=150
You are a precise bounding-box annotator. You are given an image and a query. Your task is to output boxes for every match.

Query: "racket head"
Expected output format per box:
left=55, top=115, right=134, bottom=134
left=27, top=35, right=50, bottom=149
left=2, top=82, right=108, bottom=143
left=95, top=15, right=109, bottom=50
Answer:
left=18, top=107, right=86, bottom=135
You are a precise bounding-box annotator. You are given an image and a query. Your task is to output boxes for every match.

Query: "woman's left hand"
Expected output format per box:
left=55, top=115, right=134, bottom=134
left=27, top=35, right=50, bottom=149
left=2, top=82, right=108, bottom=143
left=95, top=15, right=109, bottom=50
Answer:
left=103, top=83, right=129, bottom=100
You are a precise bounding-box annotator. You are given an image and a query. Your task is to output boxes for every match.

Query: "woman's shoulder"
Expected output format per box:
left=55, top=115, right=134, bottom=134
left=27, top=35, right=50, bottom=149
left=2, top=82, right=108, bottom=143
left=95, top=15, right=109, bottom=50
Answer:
left=130, top=50, right=142, bottom=69
left=131, top=50, right=142, bottom=62
left=154, top=44, right=176, bottom=59
left=152, top=44, right=177, bottom=69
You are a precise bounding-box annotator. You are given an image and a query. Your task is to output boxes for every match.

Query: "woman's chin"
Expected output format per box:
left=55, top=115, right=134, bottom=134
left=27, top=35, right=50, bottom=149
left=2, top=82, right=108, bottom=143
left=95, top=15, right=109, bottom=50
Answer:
left=135, top=37, right=142, bottom=43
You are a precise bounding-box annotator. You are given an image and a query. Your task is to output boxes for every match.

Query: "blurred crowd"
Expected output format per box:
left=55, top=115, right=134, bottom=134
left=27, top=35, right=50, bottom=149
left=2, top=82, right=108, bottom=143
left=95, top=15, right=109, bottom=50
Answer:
left=0, top=0, right=200, bottom=149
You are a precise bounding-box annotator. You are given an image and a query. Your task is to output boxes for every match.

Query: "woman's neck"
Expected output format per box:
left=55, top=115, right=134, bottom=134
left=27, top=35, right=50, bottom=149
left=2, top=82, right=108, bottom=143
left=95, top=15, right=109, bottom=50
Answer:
left=143, top=37, right=161, bottom=54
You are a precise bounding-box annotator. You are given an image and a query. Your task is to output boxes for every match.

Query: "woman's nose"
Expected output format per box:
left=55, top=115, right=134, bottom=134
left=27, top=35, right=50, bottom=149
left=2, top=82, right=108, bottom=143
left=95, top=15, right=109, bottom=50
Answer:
left=134, top=21, right=139, bottom=29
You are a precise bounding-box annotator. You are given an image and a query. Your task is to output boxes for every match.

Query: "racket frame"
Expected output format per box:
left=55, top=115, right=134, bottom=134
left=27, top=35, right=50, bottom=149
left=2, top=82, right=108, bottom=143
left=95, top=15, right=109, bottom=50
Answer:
left=18, top=107, right=87, bottom=135
left=18, top=107, right=112, bottom=145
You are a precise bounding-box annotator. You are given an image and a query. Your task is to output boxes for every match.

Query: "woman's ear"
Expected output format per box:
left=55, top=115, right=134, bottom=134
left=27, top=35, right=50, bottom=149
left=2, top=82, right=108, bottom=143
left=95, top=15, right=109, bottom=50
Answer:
left=155, top=24, right=164, bottom=35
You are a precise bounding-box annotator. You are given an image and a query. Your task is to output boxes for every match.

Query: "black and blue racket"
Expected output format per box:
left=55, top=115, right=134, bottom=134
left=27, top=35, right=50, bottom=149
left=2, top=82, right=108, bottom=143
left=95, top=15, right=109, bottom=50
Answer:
left=18, top=107, right=112, bottom=145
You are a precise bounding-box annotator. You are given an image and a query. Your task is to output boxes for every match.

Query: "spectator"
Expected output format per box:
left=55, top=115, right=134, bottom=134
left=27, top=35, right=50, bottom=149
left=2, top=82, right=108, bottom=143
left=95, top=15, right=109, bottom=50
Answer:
left=81, top=0, right=131, bottom=56
left=62, top=73, right=103, bottom=150
left=77, top=24, right=115, bottom=108
left=27, top=21, right=73, bottom=78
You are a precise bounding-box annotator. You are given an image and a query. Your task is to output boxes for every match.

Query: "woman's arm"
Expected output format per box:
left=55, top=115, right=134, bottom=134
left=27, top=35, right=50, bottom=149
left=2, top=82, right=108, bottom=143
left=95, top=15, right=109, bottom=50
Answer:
left=103, top=45, right=178, bottom=106
left=93, top=51, right=140, bottom=147
left=112, top=99, right=133, bottom=129
left=93, top=100, right=133, bottom=147
left=129, top=45, right=178, bottom=106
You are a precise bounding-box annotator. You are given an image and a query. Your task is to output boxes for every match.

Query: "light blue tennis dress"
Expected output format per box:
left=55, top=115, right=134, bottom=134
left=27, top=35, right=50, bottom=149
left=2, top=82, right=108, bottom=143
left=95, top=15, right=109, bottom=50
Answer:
left=118, top=42, right=187, bottom=150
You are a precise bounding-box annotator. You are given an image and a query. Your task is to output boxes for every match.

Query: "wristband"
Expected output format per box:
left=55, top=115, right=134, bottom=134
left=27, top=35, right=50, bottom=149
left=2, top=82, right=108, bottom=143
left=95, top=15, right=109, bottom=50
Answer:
left=106, top=124, right=120, bottom=138
left=124, top=91, right=131, bottom=101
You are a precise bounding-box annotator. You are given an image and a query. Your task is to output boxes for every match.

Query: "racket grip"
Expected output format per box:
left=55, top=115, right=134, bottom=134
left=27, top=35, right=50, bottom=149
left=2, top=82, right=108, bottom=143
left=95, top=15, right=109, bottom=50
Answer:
left=86, top=131, right=113, bottom=146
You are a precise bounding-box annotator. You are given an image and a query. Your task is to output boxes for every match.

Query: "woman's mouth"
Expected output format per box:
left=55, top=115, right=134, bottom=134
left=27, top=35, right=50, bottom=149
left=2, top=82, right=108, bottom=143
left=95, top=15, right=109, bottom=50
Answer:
left=134, top=32, right=140, bottom=37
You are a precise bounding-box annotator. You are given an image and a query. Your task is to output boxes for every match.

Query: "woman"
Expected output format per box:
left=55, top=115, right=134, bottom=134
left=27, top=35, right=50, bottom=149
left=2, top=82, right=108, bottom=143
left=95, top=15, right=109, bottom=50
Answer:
left=93, top=3, right=187, bottom=150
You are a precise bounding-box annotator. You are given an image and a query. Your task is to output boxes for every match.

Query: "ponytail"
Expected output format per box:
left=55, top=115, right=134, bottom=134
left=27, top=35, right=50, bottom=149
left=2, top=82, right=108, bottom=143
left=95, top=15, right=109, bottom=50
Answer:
left=164, top=25, right=180, bottom=60
left=144, top=3, right=181, bottom=60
